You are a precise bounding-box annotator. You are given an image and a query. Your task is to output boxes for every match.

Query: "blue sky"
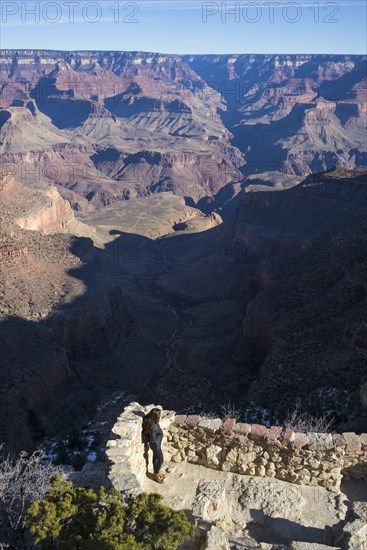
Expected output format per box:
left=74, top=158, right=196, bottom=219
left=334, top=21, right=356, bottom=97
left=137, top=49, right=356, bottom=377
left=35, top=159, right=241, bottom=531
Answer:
left=1, top=0, right=366, bottom=54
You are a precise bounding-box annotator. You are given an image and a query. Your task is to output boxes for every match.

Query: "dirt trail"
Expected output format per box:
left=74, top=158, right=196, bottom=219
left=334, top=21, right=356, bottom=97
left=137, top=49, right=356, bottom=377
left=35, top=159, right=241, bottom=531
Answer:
left=141, top=240, right=192, bottom=399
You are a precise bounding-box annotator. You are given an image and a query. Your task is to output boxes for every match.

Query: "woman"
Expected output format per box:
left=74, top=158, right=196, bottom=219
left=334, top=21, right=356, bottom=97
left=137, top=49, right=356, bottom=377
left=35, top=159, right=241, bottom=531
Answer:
left=141, top=407, right=165, bottom=483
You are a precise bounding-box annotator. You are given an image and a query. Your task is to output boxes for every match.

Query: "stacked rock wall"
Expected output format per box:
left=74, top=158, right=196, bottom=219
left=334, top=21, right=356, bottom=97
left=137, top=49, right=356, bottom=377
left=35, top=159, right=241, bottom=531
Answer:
left=106, top=405, right=367, bottom=493
left=167, top=416, right=367, bottom=489
left=106, top=402, right=175, bottom=495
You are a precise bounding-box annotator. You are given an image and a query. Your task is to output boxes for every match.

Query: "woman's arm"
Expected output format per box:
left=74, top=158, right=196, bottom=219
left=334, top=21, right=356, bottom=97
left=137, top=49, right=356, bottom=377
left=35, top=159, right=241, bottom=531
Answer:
left=141, top=427, right=149, bottom=444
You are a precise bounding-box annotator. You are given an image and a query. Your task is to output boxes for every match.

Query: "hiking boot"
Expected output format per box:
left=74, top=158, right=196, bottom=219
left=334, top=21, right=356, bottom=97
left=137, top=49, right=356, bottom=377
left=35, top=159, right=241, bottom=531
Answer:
left=153, top=473, right=164, bottom=483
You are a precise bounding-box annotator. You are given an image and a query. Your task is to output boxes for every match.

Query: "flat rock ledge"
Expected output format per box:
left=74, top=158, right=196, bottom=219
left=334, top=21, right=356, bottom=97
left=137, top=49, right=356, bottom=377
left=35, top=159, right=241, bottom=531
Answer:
left=106, top=404, right=367, bottom=550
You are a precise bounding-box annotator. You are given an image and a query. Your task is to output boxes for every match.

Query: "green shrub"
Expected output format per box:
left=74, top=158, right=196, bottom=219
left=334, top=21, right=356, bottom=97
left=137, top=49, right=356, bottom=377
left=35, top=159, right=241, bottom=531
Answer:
left=26, top=476, right=194, bottom=549
left=126, top=492, right=195, bottom=550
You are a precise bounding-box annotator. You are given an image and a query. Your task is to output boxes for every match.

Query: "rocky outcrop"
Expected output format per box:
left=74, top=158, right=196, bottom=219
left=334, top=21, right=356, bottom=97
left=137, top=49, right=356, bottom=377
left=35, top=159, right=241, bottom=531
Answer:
left=16, top=186, right=74, bottom=234
left=76, top=192, right=223, bottom=241
left=1, top=50, right=366, bottom=213
left=187, top=54, right=367, bottom=181
left=0, top=236, right=28, bottom=260
left=232, top=169, right=367, bottom=427
left=0, top=173, right=74, bottom=235
left=333, top=502, right=367, bottom=550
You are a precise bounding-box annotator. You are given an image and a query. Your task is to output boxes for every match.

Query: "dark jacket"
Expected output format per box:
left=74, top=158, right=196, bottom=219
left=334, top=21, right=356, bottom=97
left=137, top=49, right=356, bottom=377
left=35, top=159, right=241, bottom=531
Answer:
left=150, top=423, right=163, bottom=447
left=142, top=422, right=163, bottom=446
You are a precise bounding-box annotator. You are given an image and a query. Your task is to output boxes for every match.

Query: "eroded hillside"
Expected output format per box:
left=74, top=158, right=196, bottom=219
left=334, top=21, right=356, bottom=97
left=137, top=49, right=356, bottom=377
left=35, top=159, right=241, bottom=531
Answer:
left=0, top=50, right=245, bottom=211
left=0, top=51, right=366, bottom=214
left=187, top=54, right=367, bottom=183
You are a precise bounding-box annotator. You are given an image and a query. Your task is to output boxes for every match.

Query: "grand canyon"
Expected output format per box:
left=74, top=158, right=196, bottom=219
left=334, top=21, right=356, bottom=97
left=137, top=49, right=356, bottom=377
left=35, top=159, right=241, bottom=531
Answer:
left=0, top=49, right=366, bottom=549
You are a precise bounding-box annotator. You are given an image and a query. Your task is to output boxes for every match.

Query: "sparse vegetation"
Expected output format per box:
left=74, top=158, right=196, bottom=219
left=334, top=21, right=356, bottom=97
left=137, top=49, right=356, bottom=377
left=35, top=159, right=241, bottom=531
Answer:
left=0, top=450, right=194, bottom=550
left=219, top=401, right=241, bottom=421
left=200, top=401, right=242, bottom=421
left=53, top=435, right=88, bottom=471
left=284, top=402, right=335, bottom=433
left=0, top=447, right=60, bottom=549
left=51, top=428, right=102, bottom=471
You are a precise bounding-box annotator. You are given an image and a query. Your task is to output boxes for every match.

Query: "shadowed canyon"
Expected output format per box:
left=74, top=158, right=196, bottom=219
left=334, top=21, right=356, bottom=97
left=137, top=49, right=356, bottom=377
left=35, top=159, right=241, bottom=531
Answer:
left=0, top=50, right=366, bottom=452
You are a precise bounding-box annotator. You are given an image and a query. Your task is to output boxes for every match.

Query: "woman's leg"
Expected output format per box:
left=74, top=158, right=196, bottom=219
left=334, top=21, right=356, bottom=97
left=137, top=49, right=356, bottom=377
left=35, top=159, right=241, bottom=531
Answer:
left=143, top=442, right=149, bottom=471
left=152, top=445, right=164, bottom=474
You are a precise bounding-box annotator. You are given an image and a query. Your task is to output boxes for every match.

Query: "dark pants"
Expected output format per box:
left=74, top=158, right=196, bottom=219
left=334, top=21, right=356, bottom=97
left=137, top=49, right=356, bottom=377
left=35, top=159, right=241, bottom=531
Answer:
left=150, top=443, right=164, bottom=474
left=143, top=442, right=150, bottom=471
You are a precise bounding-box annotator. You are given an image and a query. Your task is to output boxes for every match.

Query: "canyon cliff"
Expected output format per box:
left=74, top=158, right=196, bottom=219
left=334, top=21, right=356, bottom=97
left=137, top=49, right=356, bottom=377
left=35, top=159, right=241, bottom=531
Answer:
left=0, top=49, right=366, bottom=451
left=0, top=51, right=366, bottom=213
left=0, top=50, right=244, bottom=211
left=1, top=166, right=367, bottom=449
left=233, top=168, right=367, bottom=428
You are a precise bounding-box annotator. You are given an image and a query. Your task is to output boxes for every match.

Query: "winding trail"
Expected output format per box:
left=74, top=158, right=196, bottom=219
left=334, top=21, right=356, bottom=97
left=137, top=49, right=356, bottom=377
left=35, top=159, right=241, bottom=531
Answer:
left=142, top=240, right=192, bottom=399
left=97, top=232, right=212, bottom=404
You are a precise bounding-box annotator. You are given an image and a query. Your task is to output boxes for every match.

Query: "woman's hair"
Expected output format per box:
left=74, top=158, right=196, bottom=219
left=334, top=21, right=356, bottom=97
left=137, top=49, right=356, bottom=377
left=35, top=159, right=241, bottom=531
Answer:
left=142, top=407, right=161, bottom=435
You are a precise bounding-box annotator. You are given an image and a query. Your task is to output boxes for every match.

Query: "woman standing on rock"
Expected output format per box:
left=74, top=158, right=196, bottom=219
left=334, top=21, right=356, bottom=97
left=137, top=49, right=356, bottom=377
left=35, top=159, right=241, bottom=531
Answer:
left=142, top=407, right=165, bottom=483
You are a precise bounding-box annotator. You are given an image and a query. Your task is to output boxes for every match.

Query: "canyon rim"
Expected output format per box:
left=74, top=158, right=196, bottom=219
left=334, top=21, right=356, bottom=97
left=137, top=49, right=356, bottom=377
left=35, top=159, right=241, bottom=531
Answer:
left=0, top=3, right=367, bottom=548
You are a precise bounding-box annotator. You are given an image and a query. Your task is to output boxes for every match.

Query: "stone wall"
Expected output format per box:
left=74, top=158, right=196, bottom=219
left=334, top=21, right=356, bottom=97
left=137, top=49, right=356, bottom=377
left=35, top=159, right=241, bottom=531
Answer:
left=166, top=416, right=367, bottom=490
left=106, top=402, right=175, bottom=495
left=105, top=404, right=367, bottom=550
left=106, top=405, right=367, bottom=493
